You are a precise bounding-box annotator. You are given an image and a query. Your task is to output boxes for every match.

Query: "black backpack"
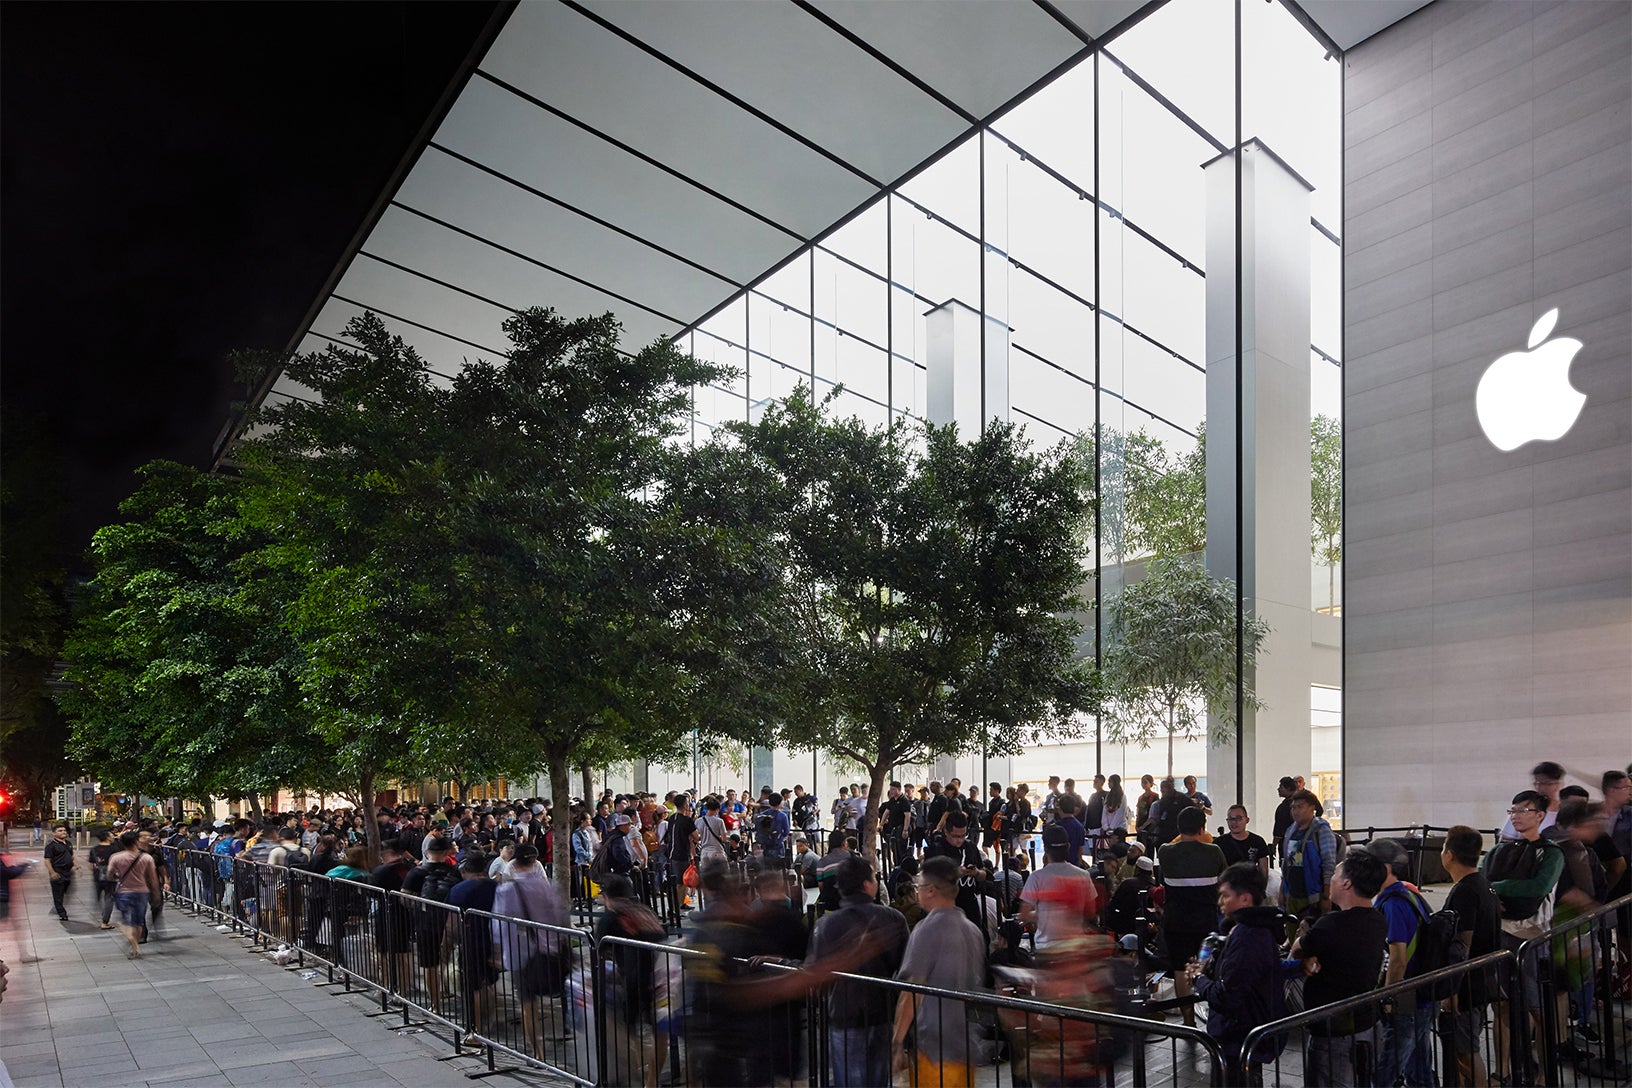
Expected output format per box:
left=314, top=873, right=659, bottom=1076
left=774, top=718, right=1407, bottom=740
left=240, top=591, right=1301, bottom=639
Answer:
left=417, top=862, right=460, bottom=904
left=1484, top=838, right=1560, bottom=920
left=1404, top=891, right=1468, bottom=1000
left=277, top=845, right=310, bottom=872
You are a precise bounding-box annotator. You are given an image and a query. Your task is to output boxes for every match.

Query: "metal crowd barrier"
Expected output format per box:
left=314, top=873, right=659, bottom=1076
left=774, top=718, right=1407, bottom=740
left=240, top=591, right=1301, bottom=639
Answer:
left=1516, top=892, right=1632, bottom=1087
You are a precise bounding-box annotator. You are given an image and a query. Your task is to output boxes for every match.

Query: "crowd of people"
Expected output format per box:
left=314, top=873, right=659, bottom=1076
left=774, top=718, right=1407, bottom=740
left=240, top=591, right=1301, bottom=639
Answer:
left=5, top=760, right=1629, bottom=1086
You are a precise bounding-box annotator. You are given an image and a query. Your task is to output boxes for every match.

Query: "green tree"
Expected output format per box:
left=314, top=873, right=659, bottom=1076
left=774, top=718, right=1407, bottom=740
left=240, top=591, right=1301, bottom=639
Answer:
left=58, top=461, right=313, bottom=809
left=242, top=309, right=750, bottom=886
left=1102, top=556, right=1269, bottom=778
left=677, top=389, right=1099, bottom=863
left=1311, top=414, right=1342, bottom=612
left=1123, top=425, right=1206, bottom=560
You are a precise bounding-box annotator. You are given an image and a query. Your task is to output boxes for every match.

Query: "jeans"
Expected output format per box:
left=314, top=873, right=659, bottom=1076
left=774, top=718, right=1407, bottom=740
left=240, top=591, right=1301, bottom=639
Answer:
left=115, top=891, right=150, bottom=929
left=1375, top=1002, right=1434, bottom=1087
left=827, top=1024, right=891, bottom=1088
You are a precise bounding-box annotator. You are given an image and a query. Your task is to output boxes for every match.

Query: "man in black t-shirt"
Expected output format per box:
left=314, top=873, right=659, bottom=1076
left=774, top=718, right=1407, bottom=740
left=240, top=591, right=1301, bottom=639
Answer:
left=923, top=812, right=992, bottom=932
left=370, top=839, right=414, bottom=993
left=403, top=836, right=461, bottom=1009
left=1441, top=824, right=1501, bottom=1087
left=1217, top=805, right=1271, bottom=877
left=664, top=797, right=698, bottom=918
left=880, top=783, right=913, bottom=868
left=1292, top=849, right=1388, bottom=1088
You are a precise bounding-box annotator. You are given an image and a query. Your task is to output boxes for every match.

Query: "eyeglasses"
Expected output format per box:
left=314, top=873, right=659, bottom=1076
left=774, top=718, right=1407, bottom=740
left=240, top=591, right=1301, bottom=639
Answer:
left=1507, top=807, right=1541, bottom=816
left=1225, top=816, right=1246, bottom=822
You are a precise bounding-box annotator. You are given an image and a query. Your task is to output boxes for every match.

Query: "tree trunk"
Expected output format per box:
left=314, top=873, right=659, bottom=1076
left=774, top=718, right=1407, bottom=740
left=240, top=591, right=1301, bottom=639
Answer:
left=548, top=752, right=573, bottom=904
left=1327, top=544, right=1336, bottom=611
left=359, top=769, right=381, bottom=866
left=247, top=790, right=264, bottom=823
left=578, top=762, right=593, bottom=806
left=861, top=758, right=892, bottom=866
left=1166, top=703, right=1176, bottom=780
left=454, top=778, right=470, bottom=804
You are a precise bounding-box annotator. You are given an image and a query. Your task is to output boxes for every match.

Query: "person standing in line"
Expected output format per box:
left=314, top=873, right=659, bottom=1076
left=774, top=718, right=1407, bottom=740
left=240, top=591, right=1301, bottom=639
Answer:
left=1271, top=776, right=1297, bottom=867
left=1101, top=774, right=1129, bottom=843
left=1280, top=789, right=1338, bottom=925
left=1289, top=849, right=1389, bottom=1087
left=1158, top=806, right=1226, bottom=1027
left=492, top=842, right=570, bottom=1061
left=1483, top=788, right=1565, bottom=1082
left=1217, top=805, right=1271, bottom=879
left=1187, top=862, right=1285, bottom=1085
left=810, top=856, right=909, bottom=1087
left=1183, top=775, right=1214, bottom=817
left=1368, top=840, right=1435, bottom=1087
left=892, top=855, right=986, bottom=1087
left=1439, top=825, right=1502, bottom=1088
left=106, top=830, right=162, bottom=959
left=43, top=825, right=74, bottom=920
left=1498, top=761, right=1565, bottom=840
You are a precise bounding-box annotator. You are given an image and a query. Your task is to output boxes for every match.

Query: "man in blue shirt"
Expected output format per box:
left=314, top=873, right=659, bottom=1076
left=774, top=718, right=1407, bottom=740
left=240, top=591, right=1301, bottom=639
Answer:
left=759, top=793, right=792, bottom=868
left=1368, top=839, right=1433, bottom=1087
left=447, top=854, right=499, bottom=1047
left=1055, top=794, right=1087, bottom=865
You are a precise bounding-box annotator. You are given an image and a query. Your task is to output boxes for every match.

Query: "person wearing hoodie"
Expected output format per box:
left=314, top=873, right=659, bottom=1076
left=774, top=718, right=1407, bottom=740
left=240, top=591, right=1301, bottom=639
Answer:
left=1187, top=862, right=1285, bottom=1084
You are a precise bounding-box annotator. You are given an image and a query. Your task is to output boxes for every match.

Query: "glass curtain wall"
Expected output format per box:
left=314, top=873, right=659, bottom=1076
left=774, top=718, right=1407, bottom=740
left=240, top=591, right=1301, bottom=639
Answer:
left=663, top=0, right=1341, bottom=813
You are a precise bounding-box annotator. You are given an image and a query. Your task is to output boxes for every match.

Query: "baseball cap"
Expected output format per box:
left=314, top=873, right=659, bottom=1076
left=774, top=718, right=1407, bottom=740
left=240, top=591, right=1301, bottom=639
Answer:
left=613, top=814, right=632, bottom=827
left=1135, top=856, right=1155, bottom=872
left=1279, top=776, right=1297, bottom=790
left=514, top=842, right=540, bottom=862
left=1041, top=825, right=1071, bottom=849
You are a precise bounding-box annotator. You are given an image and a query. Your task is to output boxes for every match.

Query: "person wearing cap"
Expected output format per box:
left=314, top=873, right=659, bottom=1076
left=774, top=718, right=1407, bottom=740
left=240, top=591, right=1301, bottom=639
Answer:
left=1020, top=825, right=1097, bottom=949
left=605, top=813, right=639, bottom=876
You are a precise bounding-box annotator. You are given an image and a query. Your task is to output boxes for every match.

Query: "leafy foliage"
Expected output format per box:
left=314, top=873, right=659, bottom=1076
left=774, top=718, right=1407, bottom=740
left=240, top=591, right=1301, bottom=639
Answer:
left=676, top=389, right=1100, bottom=860
left=1310, top=414, right=1342, bottom=610
left=1101, top=556, right=1268, bottom=777
left=1121, top=425, right=1206, bottom=560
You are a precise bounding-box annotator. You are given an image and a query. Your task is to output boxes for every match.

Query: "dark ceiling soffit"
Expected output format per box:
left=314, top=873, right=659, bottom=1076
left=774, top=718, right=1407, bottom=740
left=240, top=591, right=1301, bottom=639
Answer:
left=213, top=0, right=519, bottom=467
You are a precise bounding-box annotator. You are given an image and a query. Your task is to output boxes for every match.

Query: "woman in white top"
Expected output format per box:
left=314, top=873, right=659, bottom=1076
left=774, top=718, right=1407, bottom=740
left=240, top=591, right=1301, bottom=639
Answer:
left=1101, top=774, right=1130, bottom=838
left=696, top=799, right=729, bottom=862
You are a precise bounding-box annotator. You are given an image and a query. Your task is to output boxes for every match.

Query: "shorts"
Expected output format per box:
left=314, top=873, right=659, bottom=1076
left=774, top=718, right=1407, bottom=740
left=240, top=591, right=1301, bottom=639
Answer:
left=115, top=891, right=150, bottom=929
left=1164, top=927, right=1210, bottom=970
left=1500, top=932, right=1541, bottom=1008
left=1439, top=1005, right=1486, bottom=1053
left=460, top=946, right=501, bottom=992
left=416, top=929, right=444, bottom=967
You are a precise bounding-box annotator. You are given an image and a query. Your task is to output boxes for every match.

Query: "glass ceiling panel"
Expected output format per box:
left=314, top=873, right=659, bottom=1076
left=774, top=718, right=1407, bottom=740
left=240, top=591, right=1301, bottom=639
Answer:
left=581, top=0, right=967, bottom=184
left=330, top=255, right=515, bottom=364
left=396, top=148, right=731, bottom=327
left=434, top=78, right=798, bottom=286
left=363, top=206, right=681, bottom=350
left=482, top=1, right=875, bottom=238
left=810, top=0, right=1084, bottom=119
left=308, top=297, right=499, bottom=379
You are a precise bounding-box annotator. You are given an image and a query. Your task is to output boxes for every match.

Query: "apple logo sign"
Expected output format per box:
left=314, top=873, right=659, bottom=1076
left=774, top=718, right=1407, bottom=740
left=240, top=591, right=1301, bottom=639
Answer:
left=1475, top=307, right=1585, bottom=452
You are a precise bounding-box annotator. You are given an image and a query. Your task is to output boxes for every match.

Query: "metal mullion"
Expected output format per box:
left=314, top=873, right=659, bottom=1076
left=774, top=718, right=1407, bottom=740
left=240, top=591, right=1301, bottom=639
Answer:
left=326, top=292, right=507, bottom=358
left=1092, top=46, right=1102, bottom=778
left=472, top=69, right=809, bottom=246
left=1312, top=343, right=1341, bottom=368
left=1277, top=0, right=1342, bottom=57
left=1232, top=0, right=1245, bottom=806
left=1102, top=48, right=1229, bottom=154
left=427, top=142, right=743, bottom=288
left=1012, top=405, right=1076, bottom=438
left=747, top=346, right=892, bottom=414
left=558, top=0, right=886, bottom=189
left=750, top=290, right=891, bottom=360
left=1103, top=311, right=1206, bottom=376
left=355, top=252, right=521, bottom=316
left=388, top=201, right=692, bottom=326
left=1312, top=217, right=1341, bottom=246
left=1010, top=341, right=1199, bottom=438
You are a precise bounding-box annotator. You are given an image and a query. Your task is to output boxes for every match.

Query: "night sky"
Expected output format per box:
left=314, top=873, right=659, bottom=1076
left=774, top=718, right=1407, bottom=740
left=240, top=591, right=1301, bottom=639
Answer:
left=2, top=1, right=502, bottom=570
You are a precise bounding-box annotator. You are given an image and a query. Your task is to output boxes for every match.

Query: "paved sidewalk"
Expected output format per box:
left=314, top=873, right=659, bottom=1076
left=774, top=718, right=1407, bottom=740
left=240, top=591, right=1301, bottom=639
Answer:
left=0, top=851, right=548, bottom=1088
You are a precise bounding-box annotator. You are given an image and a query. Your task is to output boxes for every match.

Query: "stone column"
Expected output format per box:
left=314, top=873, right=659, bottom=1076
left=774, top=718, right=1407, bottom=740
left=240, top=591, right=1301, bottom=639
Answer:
left=1203, top=140, right=1314, bottom=829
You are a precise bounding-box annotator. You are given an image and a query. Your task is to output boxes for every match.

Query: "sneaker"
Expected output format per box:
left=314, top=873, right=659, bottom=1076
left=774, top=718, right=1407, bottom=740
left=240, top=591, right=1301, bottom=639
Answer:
left=99, top=923, right=114, bottom=930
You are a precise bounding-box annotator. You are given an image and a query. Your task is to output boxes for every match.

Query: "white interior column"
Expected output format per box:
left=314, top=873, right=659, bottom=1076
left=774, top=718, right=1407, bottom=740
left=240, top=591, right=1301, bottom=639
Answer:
left=1203, top=140, right=1314, bottom=829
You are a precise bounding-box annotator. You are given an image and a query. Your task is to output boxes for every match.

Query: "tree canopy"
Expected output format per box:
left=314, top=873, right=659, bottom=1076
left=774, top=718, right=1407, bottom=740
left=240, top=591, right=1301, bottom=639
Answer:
left=675, top=389, right=1100, bottom=861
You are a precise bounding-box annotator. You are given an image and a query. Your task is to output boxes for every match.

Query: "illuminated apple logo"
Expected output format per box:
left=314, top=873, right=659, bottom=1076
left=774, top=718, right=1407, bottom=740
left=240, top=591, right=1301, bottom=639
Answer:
left=1475, top=308, right=1585, bottom=452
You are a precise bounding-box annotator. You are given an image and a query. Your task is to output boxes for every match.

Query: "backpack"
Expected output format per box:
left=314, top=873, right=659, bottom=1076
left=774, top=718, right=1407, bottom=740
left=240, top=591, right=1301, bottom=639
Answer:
left=276, top=846, right=310, bottom=872
left=1485, top=838, right=1560, bottom=920
left=588, top=837, right=613, bottom=885
left=417, top=862, right=460, bottom=903
left=1403, top=891, right=1468, bottom=1000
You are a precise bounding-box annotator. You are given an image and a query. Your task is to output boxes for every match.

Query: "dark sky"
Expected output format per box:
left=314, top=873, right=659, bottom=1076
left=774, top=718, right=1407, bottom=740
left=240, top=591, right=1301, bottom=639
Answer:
left=2, top=1, right=502, bottom=570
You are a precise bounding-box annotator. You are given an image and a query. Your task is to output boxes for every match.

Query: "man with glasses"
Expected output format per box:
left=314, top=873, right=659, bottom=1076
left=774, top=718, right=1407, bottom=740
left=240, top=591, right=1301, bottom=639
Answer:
left=1499, top=761, right=1565, bottom=840
left=1483, top=790, right=1565, bottom=1084
left=1217, top=804, right=1270, bottom=879
left=924, top=811, right=993, bottom=932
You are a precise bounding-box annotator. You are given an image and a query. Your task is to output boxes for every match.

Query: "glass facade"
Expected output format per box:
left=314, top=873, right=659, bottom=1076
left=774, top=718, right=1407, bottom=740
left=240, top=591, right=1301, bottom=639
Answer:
left=653, top=0, right=1342, bottom=812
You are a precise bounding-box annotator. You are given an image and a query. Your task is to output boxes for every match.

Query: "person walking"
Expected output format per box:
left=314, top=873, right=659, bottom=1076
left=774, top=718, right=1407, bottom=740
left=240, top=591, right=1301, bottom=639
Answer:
left=43, top=825, right=74, bottom=920
left=492, top=842, right=569, bottom=1061
left=106, top=830, right=162, bottom=959
left=89, top=829, right=118, bottom=929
